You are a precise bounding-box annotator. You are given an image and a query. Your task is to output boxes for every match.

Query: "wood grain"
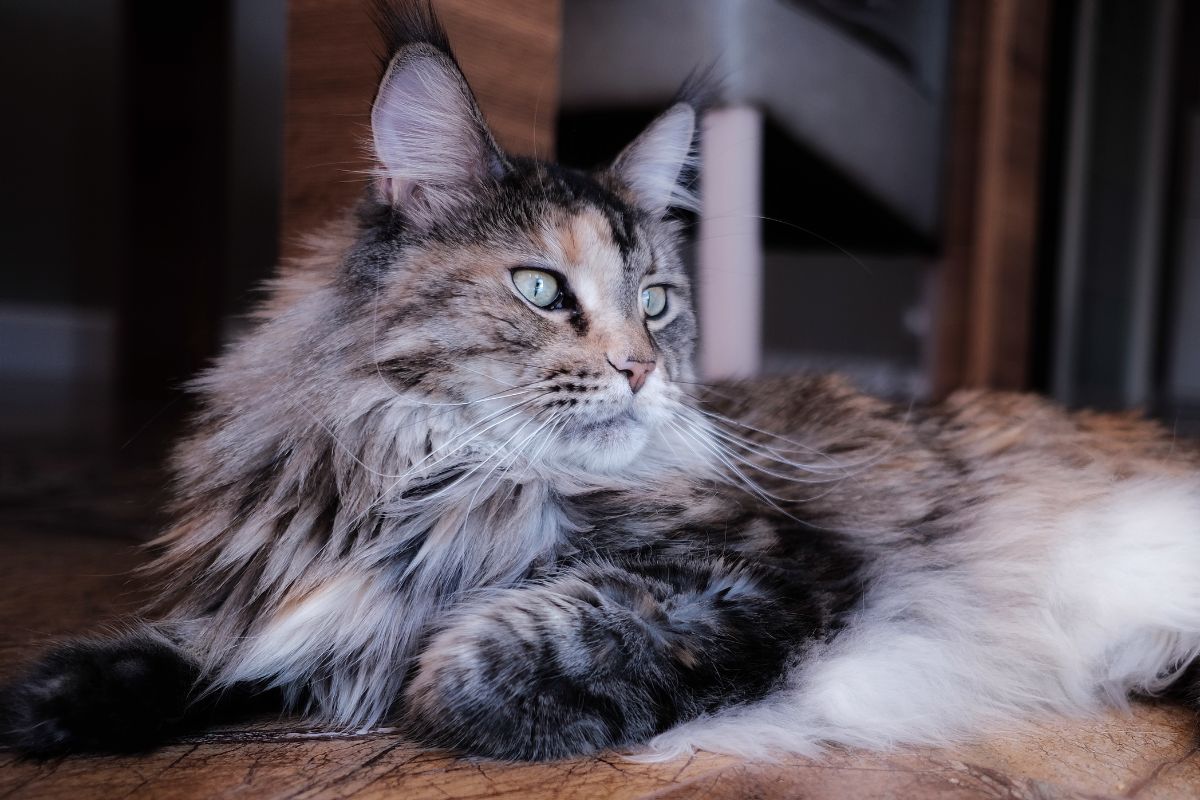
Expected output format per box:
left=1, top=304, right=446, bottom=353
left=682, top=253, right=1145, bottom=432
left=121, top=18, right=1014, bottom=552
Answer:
left=281, top=0, right=562, bottom=260
left=931, top=0, right=1051, bottom=396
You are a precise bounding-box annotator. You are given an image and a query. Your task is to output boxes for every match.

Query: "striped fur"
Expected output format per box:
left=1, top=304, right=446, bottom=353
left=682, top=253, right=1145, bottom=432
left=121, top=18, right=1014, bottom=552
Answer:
left=4, top=1, right=1200, bottom=763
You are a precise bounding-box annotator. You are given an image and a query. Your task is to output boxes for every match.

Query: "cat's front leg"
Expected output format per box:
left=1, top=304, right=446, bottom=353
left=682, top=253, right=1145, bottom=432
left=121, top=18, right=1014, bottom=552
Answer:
left=403, top=558, right=817, bottom=760
left=0, top=620, right=279, bottom=756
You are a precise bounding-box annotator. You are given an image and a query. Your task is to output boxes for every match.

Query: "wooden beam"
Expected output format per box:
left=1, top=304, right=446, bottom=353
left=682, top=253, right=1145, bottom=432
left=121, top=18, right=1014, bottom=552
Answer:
left=931, top=0, right=1051, bottom=396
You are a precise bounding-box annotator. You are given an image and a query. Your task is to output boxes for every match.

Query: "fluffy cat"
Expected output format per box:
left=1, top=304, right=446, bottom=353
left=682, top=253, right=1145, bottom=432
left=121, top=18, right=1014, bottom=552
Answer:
left=3, top=0, right=1200, bottom=762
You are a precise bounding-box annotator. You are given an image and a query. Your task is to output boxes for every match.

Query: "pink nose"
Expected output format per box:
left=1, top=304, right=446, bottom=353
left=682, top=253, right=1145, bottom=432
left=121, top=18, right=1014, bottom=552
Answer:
left=607, top=356, right=656, bottom=393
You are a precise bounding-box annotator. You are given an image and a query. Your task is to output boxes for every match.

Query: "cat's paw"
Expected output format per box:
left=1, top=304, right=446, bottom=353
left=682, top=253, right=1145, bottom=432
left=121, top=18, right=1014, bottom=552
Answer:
left=0, top=634, right=198, bottom=757
left=403, top=581, right=671, bottom=760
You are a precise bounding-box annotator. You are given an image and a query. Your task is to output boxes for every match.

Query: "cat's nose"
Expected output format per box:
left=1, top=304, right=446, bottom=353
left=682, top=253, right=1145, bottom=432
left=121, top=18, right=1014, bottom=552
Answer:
left=607, top=355, right=656, bottom=393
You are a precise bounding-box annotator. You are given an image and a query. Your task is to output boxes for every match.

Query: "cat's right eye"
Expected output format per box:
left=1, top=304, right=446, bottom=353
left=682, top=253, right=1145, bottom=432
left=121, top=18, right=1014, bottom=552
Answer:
left=512, top=269, right=563, bottom=309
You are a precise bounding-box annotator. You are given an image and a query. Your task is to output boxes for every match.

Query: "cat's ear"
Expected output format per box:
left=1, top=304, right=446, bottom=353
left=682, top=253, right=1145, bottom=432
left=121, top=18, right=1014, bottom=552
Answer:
left=369, top=21, right=506, bottom=223
left=610, top=103, right=700, bottom=217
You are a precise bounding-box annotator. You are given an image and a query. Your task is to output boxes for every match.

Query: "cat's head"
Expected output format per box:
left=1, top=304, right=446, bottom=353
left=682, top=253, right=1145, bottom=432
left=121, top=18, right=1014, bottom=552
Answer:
left=329, top=2, right=704, bottom=475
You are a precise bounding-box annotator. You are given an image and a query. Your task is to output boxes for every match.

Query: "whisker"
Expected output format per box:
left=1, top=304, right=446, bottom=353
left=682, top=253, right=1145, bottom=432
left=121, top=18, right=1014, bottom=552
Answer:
left=319, top=397, right=548, bottom=541
left=696, top=420, right=852, bottom=481
left=693, top=426, right=846, bottom=485
left=306, top=393, right=541, bottom=482
left=462, top=414, right=547, bottom=507
left=691, top=406, right=884, bottom=474
left=692, top=399, right=918, bottom=482
left=663, top=417, right=804, bottom=524
left=372, top=285, right=549, bottom=402
left=683, top=212, right=875, bottom=277
left=452, top=361, right=525, bottom=389
left=491, top=414, right=563, bottom=514
left=471, top=353, right=562, bottom=371
left=468, top=412, right=561, bottom=525
left=660, top=376, right=740, bottom=399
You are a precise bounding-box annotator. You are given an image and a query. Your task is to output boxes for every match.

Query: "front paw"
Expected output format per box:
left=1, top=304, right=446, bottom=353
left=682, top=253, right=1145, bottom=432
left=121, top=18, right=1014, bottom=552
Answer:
left=403, top=584, right=669, bottom=760
left=0, top=635, right=197, bottom=757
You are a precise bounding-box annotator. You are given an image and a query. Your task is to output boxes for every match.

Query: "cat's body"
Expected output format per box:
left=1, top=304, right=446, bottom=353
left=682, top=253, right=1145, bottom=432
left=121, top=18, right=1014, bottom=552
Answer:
left=4, top=1, right=1200, bottom=762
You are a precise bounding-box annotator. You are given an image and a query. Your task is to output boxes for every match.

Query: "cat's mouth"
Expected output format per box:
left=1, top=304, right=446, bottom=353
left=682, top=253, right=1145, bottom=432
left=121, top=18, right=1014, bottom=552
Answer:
left=568, top=408, right=638, bottom=437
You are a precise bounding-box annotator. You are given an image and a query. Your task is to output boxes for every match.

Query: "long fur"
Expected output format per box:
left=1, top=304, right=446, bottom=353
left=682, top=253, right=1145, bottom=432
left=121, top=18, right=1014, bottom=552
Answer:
left=3, top=0, right=1199, bottom=762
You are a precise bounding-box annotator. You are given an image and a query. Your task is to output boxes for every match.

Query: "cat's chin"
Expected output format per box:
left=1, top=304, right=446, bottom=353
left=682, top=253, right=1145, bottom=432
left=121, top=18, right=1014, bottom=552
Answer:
left=556, top=410, right=653, bottom=473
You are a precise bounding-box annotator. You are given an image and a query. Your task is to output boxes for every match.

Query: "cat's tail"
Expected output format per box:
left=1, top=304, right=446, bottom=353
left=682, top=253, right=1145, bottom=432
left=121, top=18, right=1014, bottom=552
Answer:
left=0, top=623, right=268, bottom=757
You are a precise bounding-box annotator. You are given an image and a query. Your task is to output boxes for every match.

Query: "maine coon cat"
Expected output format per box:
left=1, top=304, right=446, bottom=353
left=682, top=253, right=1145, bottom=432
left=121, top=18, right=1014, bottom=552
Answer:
left=4, top=0, right=1200, bottom=762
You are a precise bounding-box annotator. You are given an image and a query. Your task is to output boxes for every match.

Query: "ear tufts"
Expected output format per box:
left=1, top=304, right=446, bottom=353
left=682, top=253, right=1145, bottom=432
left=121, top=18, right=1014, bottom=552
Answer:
left=368, top=1, right=507, bottom=225
left=371, top=0, right=454, bottom=69
left=672, top=64, right=723, bottom=118
left=609, top=68, right=721, bottom=218
left=611, top=104, right=700, bottom=217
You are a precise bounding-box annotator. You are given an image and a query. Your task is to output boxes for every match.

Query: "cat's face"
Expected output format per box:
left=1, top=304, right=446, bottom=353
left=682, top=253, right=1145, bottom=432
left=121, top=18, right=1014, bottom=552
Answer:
left=353, top=42, right=702, bottom=473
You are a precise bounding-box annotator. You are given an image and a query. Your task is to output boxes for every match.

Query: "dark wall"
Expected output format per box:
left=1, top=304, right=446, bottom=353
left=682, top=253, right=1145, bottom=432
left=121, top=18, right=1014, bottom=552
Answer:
left=0, top=0, right=285, bottom=449
left=1, top=0, right=125, bottom=309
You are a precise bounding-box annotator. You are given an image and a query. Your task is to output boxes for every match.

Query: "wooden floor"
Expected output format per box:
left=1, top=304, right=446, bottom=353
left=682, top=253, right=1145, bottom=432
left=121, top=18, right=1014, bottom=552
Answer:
left=2, top=458, right=1199, bottom=799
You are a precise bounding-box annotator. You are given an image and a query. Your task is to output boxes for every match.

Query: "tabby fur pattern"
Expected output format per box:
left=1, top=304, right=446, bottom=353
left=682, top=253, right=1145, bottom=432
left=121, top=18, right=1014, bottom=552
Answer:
left=3, top=1, right=1200, bottom=762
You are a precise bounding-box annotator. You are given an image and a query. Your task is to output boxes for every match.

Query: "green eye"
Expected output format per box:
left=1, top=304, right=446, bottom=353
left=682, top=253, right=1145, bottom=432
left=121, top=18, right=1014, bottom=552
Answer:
left=641, top=285, right=668, bottom=318
left=512, top=269, right=561, bottom=308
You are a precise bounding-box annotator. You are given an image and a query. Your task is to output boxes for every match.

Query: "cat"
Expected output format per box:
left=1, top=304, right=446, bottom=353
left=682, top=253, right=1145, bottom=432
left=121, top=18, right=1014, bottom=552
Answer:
left=3, top=0, right=1200, bottom=763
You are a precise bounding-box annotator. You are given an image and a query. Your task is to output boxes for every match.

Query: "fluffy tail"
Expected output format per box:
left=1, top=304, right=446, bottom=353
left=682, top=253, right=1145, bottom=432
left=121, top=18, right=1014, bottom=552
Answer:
left=0, top=625, right=266, bottom=756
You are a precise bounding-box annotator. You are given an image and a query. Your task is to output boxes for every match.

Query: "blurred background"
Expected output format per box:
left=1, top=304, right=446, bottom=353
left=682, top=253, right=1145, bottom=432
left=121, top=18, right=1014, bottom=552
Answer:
left=2, top=0, right=1198, bottom=483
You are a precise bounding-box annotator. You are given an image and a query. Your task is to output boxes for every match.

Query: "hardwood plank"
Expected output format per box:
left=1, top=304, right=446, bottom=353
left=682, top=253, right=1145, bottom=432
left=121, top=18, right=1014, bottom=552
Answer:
left=3, top=706, right=1197, bottom=798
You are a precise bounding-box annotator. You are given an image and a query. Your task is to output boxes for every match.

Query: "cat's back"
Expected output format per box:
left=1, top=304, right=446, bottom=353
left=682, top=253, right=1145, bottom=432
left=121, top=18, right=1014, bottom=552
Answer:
left=708, top=373, right=1197, bottom=476
left=695, top=373, right=1198, bottom=547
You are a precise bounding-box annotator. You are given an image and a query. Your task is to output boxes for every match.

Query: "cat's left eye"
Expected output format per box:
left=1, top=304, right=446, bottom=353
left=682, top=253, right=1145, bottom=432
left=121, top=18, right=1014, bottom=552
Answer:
left=642, top=285, right=668, bottom=319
